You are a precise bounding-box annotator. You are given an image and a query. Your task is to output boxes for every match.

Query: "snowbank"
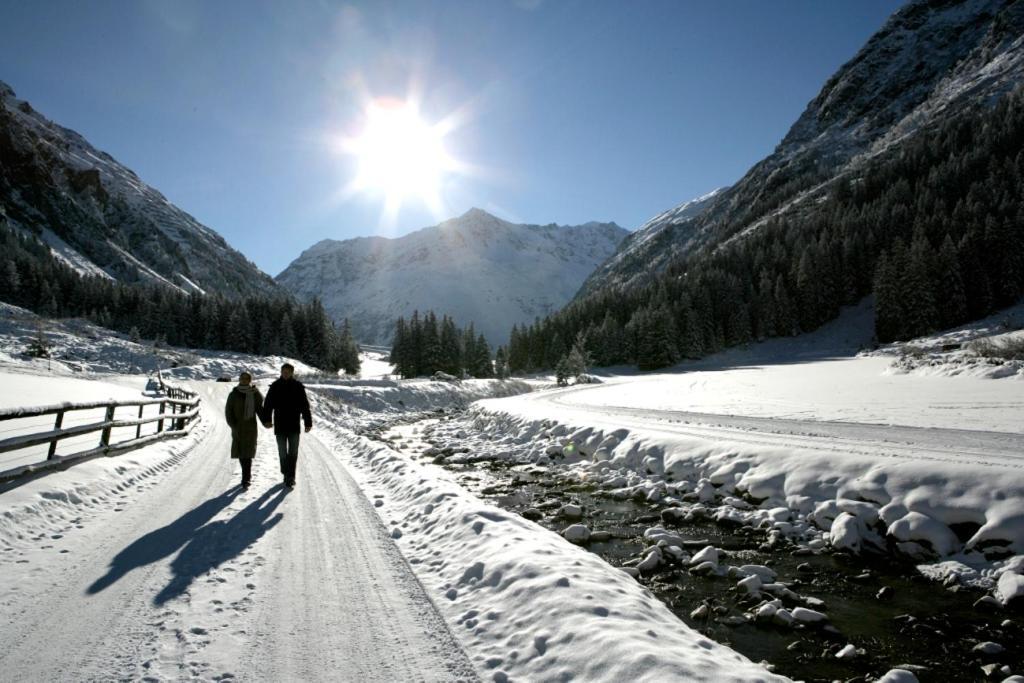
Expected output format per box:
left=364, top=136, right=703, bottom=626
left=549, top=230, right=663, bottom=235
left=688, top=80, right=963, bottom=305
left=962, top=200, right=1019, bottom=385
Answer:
left=873, top=298, right=1024, bottom=379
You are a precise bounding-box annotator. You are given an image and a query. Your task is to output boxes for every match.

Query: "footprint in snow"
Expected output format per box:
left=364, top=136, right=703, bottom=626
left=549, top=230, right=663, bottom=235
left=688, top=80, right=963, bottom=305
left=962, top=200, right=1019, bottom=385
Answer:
left=458, top=561, right=485, bottom=585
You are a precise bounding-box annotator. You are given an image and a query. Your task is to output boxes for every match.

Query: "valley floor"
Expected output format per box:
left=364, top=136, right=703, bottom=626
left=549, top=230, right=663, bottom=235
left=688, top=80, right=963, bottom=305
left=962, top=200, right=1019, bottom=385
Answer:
left=2, top=301, right=1023, bottom=682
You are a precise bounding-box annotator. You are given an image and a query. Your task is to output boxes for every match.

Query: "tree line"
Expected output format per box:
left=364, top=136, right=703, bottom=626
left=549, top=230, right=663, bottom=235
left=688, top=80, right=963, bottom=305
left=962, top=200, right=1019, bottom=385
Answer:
left=388, top=310, right=509, bottom=379
left=0, top=223, right=361, bottom=374
left=505, top=85, right=1024, bottom=371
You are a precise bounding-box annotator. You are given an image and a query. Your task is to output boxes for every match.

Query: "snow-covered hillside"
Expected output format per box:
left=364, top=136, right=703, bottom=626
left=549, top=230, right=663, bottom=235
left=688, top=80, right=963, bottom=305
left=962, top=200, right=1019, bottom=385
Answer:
left=0, top=302, right=318, bottom=380
left=577, top=187, right=724, bottom=297
left=586, top=0, right=1024, bottom=293
left=276, top=207, right=627, bottom=346
left=0, top=81, right=279, bottom=298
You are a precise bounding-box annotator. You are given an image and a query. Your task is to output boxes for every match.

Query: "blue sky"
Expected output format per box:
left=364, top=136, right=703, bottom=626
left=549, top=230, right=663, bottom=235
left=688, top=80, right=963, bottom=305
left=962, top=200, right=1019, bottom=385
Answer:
left=0, top=0, right=904, bottom=275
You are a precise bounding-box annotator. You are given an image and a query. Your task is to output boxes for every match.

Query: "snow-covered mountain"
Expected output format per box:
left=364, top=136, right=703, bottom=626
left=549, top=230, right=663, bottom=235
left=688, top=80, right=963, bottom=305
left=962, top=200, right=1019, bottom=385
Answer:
left=276, top=208, right=627, bottom=346
left=0, top=81, right=279, bottom=298
left=577, top=187, right=724, bottom=297
left=582, top=0, right=1024, bottom=296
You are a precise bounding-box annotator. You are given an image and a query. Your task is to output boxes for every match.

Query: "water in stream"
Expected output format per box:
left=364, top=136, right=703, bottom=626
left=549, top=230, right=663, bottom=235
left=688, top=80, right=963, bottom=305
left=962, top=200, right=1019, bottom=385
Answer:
left=377, top=417, right=1021, bottom=682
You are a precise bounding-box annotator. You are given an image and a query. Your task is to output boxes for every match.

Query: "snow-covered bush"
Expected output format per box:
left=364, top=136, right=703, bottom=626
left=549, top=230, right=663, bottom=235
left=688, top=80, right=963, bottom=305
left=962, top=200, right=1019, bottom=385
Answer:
left=969, top=336, right=1024, bottom=361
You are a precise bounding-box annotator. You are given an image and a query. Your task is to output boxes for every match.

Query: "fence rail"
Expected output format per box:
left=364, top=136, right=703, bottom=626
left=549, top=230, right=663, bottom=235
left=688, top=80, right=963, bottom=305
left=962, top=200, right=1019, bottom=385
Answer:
left=0, top=376, right=202, bottom=484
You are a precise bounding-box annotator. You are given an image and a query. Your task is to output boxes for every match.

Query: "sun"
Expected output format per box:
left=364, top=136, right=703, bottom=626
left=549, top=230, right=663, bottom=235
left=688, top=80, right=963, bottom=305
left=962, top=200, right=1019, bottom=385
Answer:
left=340, top=99, right=457, bottom=218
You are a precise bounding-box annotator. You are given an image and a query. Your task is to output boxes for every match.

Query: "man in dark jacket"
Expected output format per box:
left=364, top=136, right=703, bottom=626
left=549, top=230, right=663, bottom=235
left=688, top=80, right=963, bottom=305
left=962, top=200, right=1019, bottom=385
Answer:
left=224, top=371, right=264, bottom=490
left=261, top=363, right=312, bottom=488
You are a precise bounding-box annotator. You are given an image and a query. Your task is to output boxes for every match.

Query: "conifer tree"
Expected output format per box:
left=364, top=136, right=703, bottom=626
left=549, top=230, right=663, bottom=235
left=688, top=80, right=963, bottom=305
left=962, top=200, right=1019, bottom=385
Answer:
left=278, top=312, right=298, bottom=358
left=494, top=346, right=510, bottom=379
left=936, top=235, right=967, bottom=329
left=473, top=333, right=493, bottom=378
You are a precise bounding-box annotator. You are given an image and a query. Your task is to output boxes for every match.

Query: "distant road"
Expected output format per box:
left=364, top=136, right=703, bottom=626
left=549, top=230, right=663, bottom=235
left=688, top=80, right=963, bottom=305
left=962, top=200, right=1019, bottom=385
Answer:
left=536, top=384, right=1024, bottom=469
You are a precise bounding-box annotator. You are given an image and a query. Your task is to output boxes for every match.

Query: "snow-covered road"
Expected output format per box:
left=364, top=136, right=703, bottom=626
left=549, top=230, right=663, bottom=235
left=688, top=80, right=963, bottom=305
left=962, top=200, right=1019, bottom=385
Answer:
left=543, top=385, right=1024, bottom=469
left=0, top=382, right=475, bottom=682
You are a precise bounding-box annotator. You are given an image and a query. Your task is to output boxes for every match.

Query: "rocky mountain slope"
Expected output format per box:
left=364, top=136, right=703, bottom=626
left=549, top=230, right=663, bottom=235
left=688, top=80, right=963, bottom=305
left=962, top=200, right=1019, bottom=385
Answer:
left=276, top=208, right=627, bottom=345
left=580, top=0, right=1024, bottom=297
left=0, top=80, right=279, bottom=298
left=578, top=187, right=724, bottom=298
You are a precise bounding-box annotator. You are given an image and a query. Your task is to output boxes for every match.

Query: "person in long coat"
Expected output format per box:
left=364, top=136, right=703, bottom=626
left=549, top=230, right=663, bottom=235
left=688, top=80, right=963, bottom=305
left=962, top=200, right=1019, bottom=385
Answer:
left=225, top=371, right=264, bottom=490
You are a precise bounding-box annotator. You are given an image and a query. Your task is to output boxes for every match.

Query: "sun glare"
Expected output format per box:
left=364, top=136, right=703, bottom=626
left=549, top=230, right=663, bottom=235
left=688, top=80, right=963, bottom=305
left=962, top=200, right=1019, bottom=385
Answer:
left=340, top=100, right=457, bottom=220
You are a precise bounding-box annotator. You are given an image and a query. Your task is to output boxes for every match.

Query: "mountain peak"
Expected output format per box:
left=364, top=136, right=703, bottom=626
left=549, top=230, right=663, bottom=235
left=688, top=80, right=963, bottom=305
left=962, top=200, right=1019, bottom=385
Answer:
left=460, top=207, right=496, bottom=220
left=276, top=213, right=629, bottom=345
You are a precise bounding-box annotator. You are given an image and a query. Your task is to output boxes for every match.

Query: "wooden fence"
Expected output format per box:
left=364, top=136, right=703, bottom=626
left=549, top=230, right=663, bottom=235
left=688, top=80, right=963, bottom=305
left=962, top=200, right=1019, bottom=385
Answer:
left=0, top=377, right=202, bottom=484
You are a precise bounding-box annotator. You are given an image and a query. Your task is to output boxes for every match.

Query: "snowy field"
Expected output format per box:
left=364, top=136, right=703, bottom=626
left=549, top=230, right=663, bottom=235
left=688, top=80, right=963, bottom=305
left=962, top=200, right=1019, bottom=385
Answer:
left=569, top=300, right=1022, bottom=431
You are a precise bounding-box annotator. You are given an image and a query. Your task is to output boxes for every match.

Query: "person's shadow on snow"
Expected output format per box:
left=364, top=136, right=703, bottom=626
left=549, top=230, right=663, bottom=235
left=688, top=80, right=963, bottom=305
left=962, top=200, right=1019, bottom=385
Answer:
left=153, top=484, right=286, bottom=605
left=87, top=487, right=242, bottom=595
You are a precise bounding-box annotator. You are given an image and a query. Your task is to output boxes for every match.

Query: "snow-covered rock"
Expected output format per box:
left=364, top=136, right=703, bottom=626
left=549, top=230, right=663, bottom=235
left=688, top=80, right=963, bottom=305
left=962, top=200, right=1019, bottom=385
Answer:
left=972, top=641, right=1005, bottom=656
left=636, top=547, right=663, bottom=574
left=830, top=512, right=867, bottom=553
left=790, top=607, right=828, bottom=624
left=737, top=575, right=762, bottom=595
left=834, top=643, right=857, bottom=659
left=996, top=570, right=1024, bottom=606
left=738, top=565, right=777, bottom=583
left=690, top=545, right=719, bottom=567
left=643, top=527, right=685, bottom=547
left=877, top=669, right=920, bottom=683
left=562, top=524, right=591, bottom=544
left=888, top=512, right=961, bottom=559
left=558, top=503, right=584, bottom=520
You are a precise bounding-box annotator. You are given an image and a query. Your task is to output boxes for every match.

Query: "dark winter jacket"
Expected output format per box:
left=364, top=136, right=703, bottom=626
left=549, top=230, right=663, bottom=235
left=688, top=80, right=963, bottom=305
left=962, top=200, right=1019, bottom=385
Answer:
left=262, top=377, right=312, bottom=435
left=225, top=386, right=264, bottom=459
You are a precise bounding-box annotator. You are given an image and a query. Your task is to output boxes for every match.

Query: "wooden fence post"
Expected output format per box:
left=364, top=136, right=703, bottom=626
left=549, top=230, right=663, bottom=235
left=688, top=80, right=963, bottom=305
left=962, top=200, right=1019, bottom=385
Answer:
left=136, top=404, right=144, bottom=439
left=157, top=401, right=165, bottom=433
left=100, top=405, right=115, bottom=448
left=47, top=410, right=64, bottom=460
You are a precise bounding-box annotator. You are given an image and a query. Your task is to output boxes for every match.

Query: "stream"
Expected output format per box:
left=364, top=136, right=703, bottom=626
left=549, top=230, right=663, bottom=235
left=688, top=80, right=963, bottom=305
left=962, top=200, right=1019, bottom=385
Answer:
left=374, top=414, right=1021, bottom=682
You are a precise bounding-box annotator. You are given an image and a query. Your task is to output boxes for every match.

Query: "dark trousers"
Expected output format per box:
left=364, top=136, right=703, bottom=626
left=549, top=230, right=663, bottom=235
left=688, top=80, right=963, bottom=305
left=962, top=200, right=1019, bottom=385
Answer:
left=239, top=457, right=252, bottom=486
left=276, top=432, right=300, bottom=483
